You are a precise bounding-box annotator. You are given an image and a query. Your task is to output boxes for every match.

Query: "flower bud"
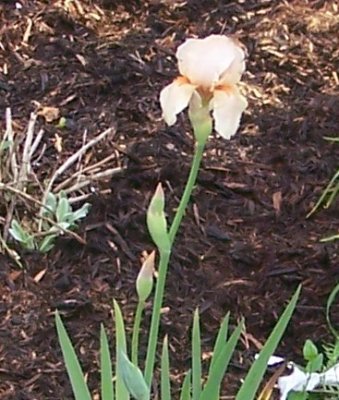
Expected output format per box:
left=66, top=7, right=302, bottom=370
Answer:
left=136, top=251, right=155, bottom=302
left=146, top=183, right=171, bottom=253
left=119, top=350, right=150, bottom=400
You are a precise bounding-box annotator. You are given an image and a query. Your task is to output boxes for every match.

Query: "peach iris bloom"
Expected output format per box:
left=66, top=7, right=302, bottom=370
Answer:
left=160, top=35, right=248, bottom=139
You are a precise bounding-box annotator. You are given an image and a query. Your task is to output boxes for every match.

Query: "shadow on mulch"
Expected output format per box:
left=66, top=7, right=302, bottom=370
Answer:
left=0, top=0, right=338, bottom=398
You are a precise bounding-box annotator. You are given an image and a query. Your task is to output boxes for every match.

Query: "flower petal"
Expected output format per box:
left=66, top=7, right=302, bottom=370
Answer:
left=160, top=78, right=196, bottom=126
left=176, top=35, right=244, bottom=88
left=212, top=87, right=247, bottom=139
left=219, top=42, right=246, bottom=85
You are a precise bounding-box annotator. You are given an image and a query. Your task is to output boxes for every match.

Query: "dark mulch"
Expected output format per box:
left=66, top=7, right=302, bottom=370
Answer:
left=0, top=0, right=338, bottom=399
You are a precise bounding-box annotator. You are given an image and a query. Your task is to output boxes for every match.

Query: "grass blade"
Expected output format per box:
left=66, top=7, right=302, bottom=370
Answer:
left=180, top=371, right=192, bottom=400
left=100, top=324, right=114, bottom=400
left=192, top=309, right=202, bottom=400
left=161, top=335, right=171, bottom=400
left=326, top=283, right=339, bottom=339
left=55, top=311, right=91, bottom=400
left=307, top=169, right=339, bottom=217
left=113, top=299, right=130, bottom=400
left=200, top=319, right=243, bottom=400
left=236, top=285, right=301, bottom=400
left=209, top=313, right=230, bottom=372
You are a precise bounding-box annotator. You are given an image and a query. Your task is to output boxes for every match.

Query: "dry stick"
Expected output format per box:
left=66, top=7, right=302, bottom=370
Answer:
left=38, top=126, right=115, bottom=228
left=5, top=108, right=18, bottom=181
left=18, top=112, right=37, bottom=187
left=76, top=129, right=88, bottom=172
left=3, top=112, right=38, bottom=240
left=3, top=108, right=18, bottom=240
left=0, top=182, right=56, bottom=212
left=33, top=142, right=47, bottom=166
left=36, top=215, right=86, bottom=245
left=67, top=189, right=111, bottom=205
left=29, top=128, right=44, bottom=158
left=73, top=129, right=88, bottom=195
left=54, top=153, right=117, bottom=192
left=62, top=167, right=122, bottom=195
left=0, top=233, right=23, bottom=268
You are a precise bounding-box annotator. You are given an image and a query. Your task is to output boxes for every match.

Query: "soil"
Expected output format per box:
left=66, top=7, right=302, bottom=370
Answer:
left=0, top=0, right=338, bottom=399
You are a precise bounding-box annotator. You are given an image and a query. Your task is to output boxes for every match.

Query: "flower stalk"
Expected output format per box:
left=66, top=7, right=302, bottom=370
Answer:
left=144, top=248, right=171, bottom=386
left=169, top=140, right=207, bottom=244
left=144, top=35, right=248, bottom=387
left=144, top=134, right=209, bottom=387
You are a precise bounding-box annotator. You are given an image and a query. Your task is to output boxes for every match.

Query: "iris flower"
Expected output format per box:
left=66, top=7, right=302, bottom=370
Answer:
left=160, top=35, right=248, bottom=139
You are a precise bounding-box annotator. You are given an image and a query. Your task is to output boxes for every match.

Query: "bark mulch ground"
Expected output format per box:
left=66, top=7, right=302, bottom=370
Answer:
left=0, top=0, right=338, bottom=399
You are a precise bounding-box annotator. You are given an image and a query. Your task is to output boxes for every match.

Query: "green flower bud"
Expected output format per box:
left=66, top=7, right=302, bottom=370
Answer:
left=146, top=183, right=171, bottom=253
left=136, top=251, right=155, bottom=302
left=119, top=350, right=150, bottom=400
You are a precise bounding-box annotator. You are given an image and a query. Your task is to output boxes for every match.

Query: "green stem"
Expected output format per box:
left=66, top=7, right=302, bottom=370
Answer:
left=169, top=141, right=206, bottom=244
left=144, top=249, right=171, bottom=386
left=131, top=301, right=145, bottom=366
left=144, top=140, right=206, bottom=387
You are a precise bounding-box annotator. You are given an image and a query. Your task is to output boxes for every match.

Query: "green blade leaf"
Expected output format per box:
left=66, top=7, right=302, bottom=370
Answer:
left=209, top=313, right=230, bottom=372
left=307, top=169, right=339, bottom=217
left=39, top=234, right=56, bottom=253
left=100, top=324, right=114, bottom=400
left=180, top=371, right=192, bottom=400
left=9, top=219, right=29, bottom=243
left=113, top=299, right=130, bottom=400
left=44, top=192, right=57, bottom=215
left=236, top=285, right=301, bottom=400
left=326, top=283, right=339, bottom=339
left=192, top=309, right=202, bottom=400
left=55, top=311, right=91, bottom=400
left=161, top=335, right=171, bottom=400
left=69, top=203, right=91, bottom=223
left=56, top=197, right=71, bottom=222
left=200, top=319, right=243, bottom=400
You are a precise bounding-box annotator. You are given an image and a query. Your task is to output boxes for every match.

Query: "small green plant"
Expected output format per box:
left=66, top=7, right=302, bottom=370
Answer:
left=0, top=108, right=115, bottom=259
left=56, top=34, right=301, bottom=399
left=9, top=192, right=90, bottom=252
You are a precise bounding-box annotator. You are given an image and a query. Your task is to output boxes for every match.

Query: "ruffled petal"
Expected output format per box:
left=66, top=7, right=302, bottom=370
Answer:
left=212, top=87, right=247, bottom=139
left=219, top=42, right=246, bottom=85
left=160, top=78, right=196, bottom=126
left=176, top=35, right=241, bottom=88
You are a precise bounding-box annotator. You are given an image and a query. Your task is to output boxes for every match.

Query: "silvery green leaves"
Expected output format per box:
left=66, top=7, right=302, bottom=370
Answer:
left=9, top=191, right=90, bottom=253
left=146, top=183, right=171, bottom=253
left=9, top=219, right=35, bottom=250
left=43, top=191, right=91, bottom=227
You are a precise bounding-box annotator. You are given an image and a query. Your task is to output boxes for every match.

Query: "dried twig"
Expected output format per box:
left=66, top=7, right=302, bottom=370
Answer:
left=62, top=167, right=123, bottom=194
left=68, top=189, right=111, bottom=204
left=29, top=127, right=44, bottom=158
left=3, top=111, right=41, bottom=240
left=18, top=112, right=37, bottom=189
left=40, top=126, right=116, bottom=212
left=54, top=152, right=118, bottom=192
left=5, top=108, right=18, bottom=181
